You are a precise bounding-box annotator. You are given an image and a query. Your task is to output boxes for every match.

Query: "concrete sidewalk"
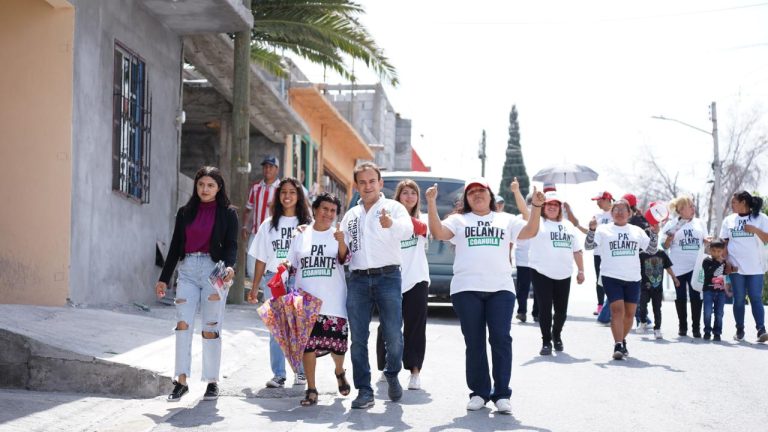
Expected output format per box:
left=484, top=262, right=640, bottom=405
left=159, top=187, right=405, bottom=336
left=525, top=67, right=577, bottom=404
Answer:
left=0, top=302, right=270, bottom=397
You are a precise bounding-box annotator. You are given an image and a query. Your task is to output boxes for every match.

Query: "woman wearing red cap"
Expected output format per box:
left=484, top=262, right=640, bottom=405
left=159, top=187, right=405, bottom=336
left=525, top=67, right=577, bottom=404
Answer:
left=569, top=191, right=614, bottom=315
left=585, top=199, right=660, bottom=360
left=528, top=191, right=585, bottom=355
left=426, top=178, right=545, bottom=413
left=662, top=195, right=707, bottom=338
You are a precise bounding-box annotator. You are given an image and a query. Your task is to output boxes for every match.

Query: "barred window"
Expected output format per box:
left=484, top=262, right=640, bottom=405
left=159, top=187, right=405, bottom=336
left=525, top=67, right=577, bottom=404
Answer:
left=112, top=42, right=151, bottom=203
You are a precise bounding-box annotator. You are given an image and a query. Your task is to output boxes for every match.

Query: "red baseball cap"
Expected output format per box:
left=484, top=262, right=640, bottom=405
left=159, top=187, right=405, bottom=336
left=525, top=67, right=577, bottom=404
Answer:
left=622, top=193, right=637, bottom=208
left=543, top=183, right=557, bottom=193
left=591, top=191, right=614, bottom=201
left=465, top=178, right=490, bottom=191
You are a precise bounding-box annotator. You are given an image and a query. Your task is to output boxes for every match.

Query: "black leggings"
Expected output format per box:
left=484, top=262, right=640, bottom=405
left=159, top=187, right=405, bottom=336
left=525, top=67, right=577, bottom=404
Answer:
left=376, top=281, right=429, bottom=372
left=639, top=288, right=663, bottom=330
left=532, top=270, right=571, bottom=344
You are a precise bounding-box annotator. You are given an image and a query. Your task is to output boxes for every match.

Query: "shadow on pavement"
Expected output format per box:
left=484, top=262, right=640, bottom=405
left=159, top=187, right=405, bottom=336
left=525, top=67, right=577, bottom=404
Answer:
left=594, top=357, right=684, bottom=372
left=161, top=399, right=225, bottom=428
left=520, top=351, right=591, bottom=366
left=428, top=409, right=552, bottom=432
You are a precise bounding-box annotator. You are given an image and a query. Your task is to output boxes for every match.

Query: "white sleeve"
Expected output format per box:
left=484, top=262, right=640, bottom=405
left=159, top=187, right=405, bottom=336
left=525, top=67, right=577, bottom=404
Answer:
left=252, top=219, right=272, bottom=263
left=389, top=201, right=414, bottom=240
left=286, top=231, right=301, bottom=268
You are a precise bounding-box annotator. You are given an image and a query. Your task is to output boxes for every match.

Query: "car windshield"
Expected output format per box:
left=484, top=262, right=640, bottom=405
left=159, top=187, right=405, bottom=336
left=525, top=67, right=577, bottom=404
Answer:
left=382, top=178, right=465, bottom=219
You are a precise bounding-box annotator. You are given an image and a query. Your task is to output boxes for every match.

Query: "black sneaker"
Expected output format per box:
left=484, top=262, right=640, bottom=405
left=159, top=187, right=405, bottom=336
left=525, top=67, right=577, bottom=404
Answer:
left=692, top=330, right=702, bottom=339
left=553, top=339, right=564, bottom=352
left=612, top=343, right=624, bottom=360
left=758, top=327, right=768, bottom=343
left=539, top=343, right=552, bottom=356
left=385, top=374, right=403, bottom=402
left=203, top=382, right=219, bottom=401
left=713, top=334, right=721, bottom=341
left=734, top=329, right=745, bottom=341
left=621, top=339, right=629, bottom=358
left=266, top=376, right=287, bottom=388
left=168, top=380, right=189, bottom=402
left=515, top=313, right=527, bottom=323
left=703, top=332, right=711, bottom=340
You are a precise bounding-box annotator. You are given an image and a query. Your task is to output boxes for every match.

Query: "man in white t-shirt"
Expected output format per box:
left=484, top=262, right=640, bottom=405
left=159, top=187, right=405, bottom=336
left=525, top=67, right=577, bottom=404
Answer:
left=242, top=155, right=280, bottom=278
left=340, top=162, right=413, bottom=409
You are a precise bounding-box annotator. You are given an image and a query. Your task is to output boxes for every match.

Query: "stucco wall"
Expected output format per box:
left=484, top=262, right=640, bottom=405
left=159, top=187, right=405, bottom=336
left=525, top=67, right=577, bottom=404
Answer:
left=0, top=0, right=74, bottom=306
left=69, top=0, right=182, bottom=305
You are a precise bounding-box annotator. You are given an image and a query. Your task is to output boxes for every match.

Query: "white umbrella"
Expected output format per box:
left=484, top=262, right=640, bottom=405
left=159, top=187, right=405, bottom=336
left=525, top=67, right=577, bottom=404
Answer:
left=531, top=163, right=599, bottom=185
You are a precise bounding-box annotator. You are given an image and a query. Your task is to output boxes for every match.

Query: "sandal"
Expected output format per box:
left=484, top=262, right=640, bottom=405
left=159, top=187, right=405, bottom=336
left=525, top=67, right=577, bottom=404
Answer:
left=335, top=369, right=351, bottom=396
left=300, top=388, right=318, bottom=406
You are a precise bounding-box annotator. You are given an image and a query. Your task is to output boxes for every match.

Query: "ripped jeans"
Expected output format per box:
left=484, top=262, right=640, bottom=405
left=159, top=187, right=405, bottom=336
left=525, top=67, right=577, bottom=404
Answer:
left=174, top=253, right=227, bottom=382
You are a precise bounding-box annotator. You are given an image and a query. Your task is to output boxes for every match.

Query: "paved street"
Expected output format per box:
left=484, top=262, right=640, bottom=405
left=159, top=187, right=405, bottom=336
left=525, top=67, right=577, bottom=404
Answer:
left=2, top=280, right=768, bottom=432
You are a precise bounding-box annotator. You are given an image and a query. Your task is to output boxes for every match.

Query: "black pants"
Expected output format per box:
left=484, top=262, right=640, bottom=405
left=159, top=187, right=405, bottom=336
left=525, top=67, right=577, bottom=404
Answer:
left=532, top=270, right=571, bottom=344
left=638, top=288, right=663, bottom=330
left=594, top=255, right=605, bottom=306
left=515, top=266, right=539, bottom=317
left=377, top=281, right=429, bottom=372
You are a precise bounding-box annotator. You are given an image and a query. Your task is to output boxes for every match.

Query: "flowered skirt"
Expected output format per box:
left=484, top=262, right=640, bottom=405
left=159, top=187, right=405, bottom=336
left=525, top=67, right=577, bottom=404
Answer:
left=304, top=314, right=349, bottom=357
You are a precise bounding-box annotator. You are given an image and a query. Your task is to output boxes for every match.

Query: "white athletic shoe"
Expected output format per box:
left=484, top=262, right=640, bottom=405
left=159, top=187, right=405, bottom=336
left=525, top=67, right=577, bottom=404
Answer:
left=494, top=398, right=512, bottom=414
left=408, top=374, right=421, bottom=390
left=466, top=395, right=486, bottom=411
left=294, top=373, right=307, bottom=386
left=654, top=329, right=663, bottom=339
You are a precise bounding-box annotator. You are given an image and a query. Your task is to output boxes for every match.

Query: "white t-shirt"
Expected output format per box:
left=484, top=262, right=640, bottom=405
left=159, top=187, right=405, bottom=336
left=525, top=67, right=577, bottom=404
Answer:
left=592, top=223, right=650, bottom=282
left=247, top=216, right=298, bottom=273
left=443, top=211, right=524, bottom=295
left=662, top=217, right=707, bottom=275
left=529, top=219, right=583, bottom=280
left=592, top=210, right=613, bottom=257
left=400, top=214, right=430, bottom=293
left=720, top=212, right=768, bottom=275
left=287, top=225, right=347, bottom=318
left=341, top=194, right=413, bottom=271
left=513, top=214, right=530, bottom=267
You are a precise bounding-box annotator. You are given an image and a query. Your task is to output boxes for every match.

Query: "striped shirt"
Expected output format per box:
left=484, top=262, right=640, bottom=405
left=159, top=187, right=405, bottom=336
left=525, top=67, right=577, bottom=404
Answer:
left=245, top=178, right=279, bottom=234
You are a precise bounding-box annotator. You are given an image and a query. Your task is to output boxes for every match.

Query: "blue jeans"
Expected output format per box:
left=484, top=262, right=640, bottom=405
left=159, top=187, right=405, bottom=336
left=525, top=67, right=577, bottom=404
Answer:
left=703, top=290, right=726, bottom=335
left=730, top=273, right=765, bottom=331
left=346, top=271, right=403, bottom=394
left=261, top=270, right=303, bottom=377
left=451, top=290, right=515, bottom=403
left=174, top=254, right=227, bottom=381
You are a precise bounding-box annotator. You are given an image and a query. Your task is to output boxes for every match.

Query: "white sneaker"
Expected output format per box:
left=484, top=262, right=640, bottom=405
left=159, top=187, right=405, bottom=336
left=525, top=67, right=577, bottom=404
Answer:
left=377, top=372, right=387, bottom=383
left=408, top=374, right=421, bottom=390
left=466, top=395, right=486, bottom=411
left=635, top=322, right=647, bottom=334
left=294, top=373, right=307, bottom=386
left=494, top=398, right=512, bottom=414
left=654, top=329, right=663, bottom=339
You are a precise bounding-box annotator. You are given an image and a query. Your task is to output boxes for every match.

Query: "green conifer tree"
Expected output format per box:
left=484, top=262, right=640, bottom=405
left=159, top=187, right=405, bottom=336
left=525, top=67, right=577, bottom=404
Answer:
left=498, top=105, right=530, bottom=214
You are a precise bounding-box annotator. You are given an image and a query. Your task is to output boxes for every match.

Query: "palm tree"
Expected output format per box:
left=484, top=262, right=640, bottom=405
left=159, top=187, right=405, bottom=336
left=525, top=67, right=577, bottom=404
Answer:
left=250, top=0, right=398, bottom=86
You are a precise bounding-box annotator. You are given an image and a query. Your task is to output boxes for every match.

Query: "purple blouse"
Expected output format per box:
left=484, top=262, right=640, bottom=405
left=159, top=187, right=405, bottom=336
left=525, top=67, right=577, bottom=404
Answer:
left=185, top=201, right=216, bottom=254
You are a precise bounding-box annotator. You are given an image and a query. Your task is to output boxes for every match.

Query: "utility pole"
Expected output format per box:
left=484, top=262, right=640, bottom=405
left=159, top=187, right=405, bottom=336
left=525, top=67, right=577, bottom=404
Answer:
left=230, top=0, right=252, bottom=304
left=478, top=129, right=486, bottom=177
left=650, top=101, right=722, bottom=235
left=710, top=102, right=722, bottom=236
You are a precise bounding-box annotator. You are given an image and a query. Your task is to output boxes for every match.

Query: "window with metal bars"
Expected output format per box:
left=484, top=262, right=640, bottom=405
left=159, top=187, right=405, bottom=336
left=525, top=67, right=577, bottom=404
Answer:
left=112, top=42, right=152, bottom=203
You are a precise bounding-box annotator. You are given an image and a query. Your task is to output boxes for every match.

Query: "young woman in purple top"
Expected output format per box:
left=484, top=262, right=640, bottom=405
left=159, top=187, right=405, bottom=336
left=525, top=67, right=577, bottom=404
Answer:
left=155, top=166, right=239, bottom=402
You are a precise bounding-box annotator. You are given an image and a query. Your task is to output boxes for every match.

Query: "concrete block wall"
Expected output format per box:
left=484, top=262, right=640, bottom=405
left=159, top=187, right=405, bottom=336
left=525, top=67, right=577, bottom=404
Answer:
left=69, top=0, right=183, bottom=305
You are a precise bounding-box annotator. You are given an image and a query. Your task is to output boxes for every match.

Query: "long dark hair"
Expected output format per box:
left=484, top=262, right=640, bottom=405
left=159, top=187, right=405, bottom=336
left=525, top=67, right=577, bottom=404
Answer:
left=461, top=187, right=497, bottom=214
left=270, top=177, right=312, bottom=231
left=733, top=191, right=764, bottom=219
left=182, top=166, right=230, bottom=223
